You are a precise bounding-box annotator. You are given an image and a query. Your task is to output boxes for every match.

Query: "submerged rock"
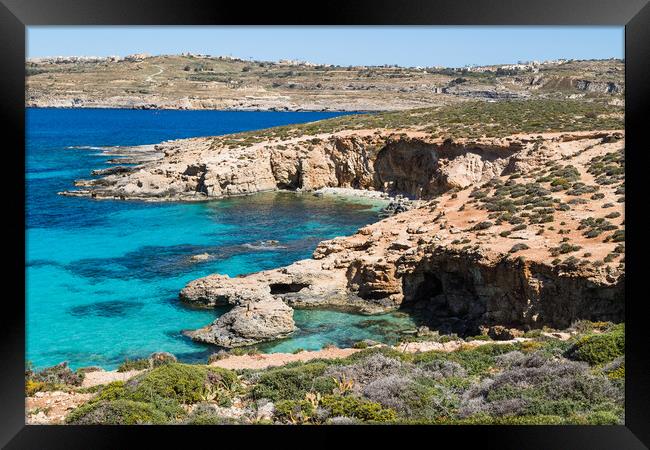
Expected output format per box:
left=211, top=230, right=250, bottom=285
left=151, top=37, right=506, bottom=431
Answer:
left=90, top=166, right=135, bottom=176
left=189, top=253, right=212, bottom=262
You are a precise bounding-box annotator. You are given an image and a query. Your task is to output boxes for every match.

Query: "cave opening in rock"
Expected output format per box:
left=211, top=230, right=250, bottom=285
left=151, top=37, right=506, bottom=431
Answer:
left=411, top=273, right=443, bottom=303
left=269, top=282, right=309, bottom=295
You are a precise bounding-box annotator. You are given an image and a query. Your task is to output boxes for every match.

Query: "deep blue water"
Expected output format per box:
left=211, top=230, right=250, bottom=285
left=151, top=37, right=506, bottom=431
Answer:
left=26, top=108, right=415, bottom=370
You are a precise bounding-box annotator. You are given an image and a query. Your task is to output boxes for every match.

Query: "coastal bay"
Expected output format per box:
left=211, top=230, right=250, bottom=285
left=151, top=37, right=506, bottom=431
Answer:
left=26, top=108, right=415, bottom=369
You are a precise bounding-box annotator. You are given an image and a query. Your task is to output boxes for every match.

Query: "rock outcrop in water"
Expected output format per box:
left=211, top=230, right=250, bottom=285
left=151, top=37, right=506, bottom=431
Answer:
left=185, top=297, right=296, bottom=347
left=178, top=130, right=625, bottom=345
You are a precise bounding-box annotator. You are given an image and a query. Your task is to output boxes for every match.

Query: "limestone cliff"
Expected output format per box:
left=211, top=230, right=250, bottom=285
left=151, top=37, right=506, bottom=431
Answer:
left=176, top=129, right=624, bottom=346
left=61, top=131, right=523, bottom=202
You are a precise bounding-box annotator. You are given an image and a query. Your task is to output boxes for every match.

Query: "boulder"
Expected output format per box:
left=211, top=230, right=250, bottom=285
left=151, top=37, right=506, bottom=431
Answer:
left=186, top=298, right=296, bottom=348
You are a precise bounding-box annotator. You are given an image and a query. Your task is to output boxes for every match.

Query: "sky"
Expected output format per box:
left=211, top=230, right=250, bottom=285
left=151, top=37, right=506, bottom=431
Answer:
left=27, top=26, right=623, bottom=67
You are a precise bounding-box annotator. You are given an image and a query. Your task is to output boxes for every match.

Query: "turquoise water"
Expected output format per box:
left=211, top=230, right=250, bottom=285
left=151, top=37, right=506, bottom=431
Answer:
left=26, top=108, right=415, bottom=370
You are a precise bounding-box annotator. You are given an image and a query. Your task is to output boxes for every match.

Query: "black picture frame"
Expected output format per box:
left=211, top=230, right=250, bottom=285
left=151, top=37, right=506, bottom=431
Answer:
left=2, top=0, right=648, bottom=448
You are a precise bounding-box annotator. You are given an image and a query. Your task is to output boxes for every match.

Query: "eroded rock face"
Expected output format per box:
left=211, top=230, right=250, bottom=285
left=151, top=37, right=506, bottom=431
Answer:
left=574, top=80, right=623, bottom=94
left=399, top=250, right=624, bottom=335
left=179, top=131, right=625, bottom=345
left=61, top=132, right=522, bottom=202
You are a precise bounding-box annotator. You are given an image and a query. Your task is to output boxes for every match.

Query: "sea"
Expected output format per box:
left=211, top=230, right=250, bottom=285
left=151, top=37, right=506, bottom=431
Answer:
left=26, top=108, right=415, bottom=369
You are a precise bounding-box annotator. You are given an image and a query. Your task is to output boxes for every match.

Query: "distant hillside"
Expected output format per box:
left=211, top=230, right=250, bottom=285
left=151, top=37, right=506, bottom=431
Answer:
left=25, top=55, right=624, bottom=111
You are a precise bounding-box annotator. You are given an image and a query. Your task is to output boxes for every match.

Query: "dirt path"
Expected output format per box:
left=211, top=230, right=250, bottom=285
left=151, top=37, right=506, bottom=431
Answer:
left=210, top=347, right=363, bottom=370
left=145, top=65, right=164, bottom=83
left=81, top=369, right=145, bottom=388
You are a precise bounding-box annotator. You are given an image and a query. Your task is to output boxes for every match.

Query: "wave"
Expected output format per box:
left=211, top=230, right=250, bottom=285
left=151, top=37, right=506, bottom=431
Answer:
left=65, top=145, right=109, bottom=150
left=242, top=240, right=287, bottom=251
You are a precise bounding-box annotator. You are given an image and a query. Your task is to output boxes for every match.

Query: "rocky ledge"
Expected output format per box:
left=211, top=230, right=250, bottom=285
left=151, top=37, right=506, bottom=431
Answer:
left=59, top=129, right=526, bottom=202
left=174, top=129, right=624, bottom=347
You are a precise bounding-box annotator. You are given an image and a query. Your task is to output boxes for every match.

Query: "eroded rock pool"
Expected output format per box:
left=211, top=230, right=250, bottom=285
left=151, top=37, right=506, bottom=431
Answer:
left=26, top=108, right=416, bottom=369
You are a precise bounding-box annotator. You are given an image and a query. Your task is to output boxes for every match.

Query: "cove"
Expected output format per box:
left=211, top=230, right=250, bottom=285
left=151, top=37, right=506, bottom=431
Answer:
left=26, top=108, right=415, bottom=370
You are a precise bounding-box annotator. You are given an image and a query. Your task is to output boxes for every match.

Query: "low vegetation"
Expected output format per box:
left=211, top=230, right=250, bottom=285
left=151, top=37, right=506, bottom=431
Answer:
left=27, top=322, right=624, bottom=425
left=207, top=99, right=623, bottom=149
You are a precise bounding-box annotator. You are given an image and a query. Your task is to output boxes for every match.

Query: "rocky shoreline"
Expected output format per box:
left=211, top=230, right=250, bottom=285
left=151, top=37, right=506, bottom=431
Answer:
left=56, top=122, right=625, bottom=349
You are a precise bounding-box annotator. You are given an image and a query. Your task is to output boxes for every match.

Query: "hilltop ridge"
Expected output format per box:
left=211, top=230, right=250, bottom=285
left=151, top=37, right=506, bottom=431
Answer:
left=26, top=56, right=623, bottom=111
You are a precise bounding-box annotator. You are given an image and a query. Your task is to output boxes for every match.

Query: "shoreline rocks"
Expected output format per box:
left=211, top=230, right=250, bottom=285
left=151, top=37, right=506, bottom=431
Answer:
left=58, top=131, right=525, bottom=202
left=184, top=297, right=296, bottom=347
left=177, top=130, right=624, bottom=346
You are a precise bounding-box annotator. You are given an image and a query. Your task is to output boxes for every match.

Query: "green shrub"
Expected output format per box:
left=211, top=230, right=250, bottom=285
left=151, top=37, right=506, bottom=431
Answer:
left=460, top=354, right=622, bottom=419
left=250, top=362, right=337, bottom=401
left=361, top=375, right=442, bottom=419
left=445, top=414, right=568, bottom=425
left=149, top=352, right=178, bottom=367
left=94, top=381, right=129, bottom=402
left=509, top=243, right=530, bottom=253
left=128, top=363, right=238, bottom=404
left=320, top=395, right=397, bottom=422
left=117, top=358, right=150, bottom=372
left=466, top=334, right=491, bottom=341
left=413, top=343, right=518, bottom=377
left=184, top=403, right=240, bottom=425
left=584, top=410, right=622, bottom=425
left=65, top=399, right=169, bottom=425
left=274, top=399, right=317, bottom=423
left=25, top=380, right=61, bottom=396
left=603, top=357, right=625, bottom=381
left=566, top=324, right=624, bottom=365
left=27, top=362, right=84, bottom=387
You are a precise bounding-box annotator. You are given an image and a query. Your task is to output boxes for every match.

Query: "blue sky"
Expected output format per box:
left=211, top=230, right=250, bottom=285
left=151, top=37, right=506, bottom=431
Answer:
left=27, top=26, right=623, bottom=67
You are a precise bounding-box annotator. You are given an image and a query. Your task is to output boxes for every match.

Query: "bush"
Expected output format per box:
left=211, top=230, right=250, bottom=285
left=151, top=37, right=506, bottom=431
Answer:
left=325, top=353, right=404, bottom=387
left=65, top=399, right=169, bottom=425
left=27, top=362, right=84, bottom=387
left=566, top=324, right=624, bottom=365
left=274, top=399, right=316, bottom=423
left=81, top=380, right=186, bottom=421
left=416, top=359, right=467, bottom=380
left=208, top=351, right=229, bottom=363
left=584, top=410, right=622, bottom=425
left=602, top=356, right=625, bottom=381
left=25, top=380, right=49, bottom=396
left=251, top=362, right=336, bottom=401
left=94, top=381, right=129, bottom=402
left=473, top=221, right=493, bottom=231
left=362, top=375, right=438, bottom=418
left=127, top=363, right=239, bottom=404
left=149, top=352, right=177, bottom=368
left=184, top=403, right=240, bottom=425
left=320, top=395, right=397, bottom=422
left=509, top=243, right=530, bottom=253
left=459, top=357, right=622, bottom=419
left=409, top=343, right=517, bottom=379
left=444, top=414, right=568, bottom=425
left=117, top=358, right=150, bottom=372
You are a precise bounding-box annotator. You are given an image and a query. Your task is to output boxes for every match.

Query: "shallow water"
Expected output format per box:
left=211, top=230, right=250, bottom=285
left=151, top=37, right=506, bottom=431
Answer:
left=26, top=108, right=415, bottom=370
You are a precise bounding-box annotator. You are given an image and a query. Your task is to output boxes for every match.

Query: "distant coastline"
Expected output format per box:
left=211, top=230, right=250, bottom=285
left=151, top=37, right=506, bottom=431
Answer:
left=26, top=56, right=624, bottom=113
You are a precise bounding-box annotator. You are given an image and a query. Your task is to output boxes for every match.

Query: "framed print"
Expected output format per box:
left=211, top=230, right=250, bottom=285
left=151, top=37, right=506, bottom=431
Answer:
left=2, top=0, right=649, bottom=447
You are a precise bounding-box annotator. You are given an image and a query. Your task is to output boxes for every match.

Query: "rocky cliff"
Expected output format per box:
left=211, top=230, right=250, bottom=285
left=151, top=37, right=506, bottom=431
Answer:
left=172, top=130, right=624, bottom=346
left=61, top=131, right=523, bottom=202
